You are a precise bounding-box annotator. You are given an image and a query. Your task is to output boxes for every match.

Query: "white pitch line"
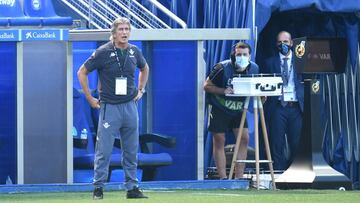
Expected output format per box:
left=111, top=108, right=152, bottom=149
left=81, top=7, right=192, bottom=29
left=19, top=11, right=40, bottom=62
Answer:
left=135, top=190, right=250, bottom=197
left=144, top=190, right=177, bottom=193
left=191, top=192, right=249, bottom=197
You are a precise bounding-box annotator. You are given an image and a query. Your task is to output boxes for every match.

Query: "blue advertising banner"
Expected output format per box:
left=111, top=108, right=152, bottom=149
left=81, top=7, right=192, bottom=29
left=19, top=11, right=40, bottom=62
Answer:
left=0, top=30, right=20, bottom=41
left=0, top=29, right=68, bottom=41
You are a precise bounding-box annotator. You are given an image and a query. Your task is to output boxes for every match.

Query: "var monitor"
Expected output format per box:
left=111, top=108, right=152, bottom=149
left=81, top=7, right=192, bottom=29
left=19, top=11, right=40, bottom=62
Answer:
left=293, top=37, right=347, bottom=74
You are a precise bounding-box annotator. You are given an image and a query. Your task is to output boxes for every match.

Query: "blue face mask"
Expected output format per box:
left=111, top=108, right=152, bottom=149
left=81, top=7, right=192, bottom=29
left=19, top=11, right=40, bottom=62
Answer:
left=278, top=43, right=291, bottom=55
left=235, top=56, right=250, bottom=71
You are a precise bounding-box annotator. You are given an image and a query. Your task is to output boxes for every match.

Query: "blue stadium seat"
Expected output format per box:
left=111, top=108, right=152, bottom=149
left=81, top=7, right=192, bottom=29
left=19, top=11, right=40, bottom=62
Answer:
left=73, top=169, right=94, bottom=183
left=112, top=133, right=175, bottom=180
left=73, top=88, right=176, bottom=181
left=73, top=88, right=95, bottom=170
left=23, top=0, right=73, bottom=26
left=73, top=42, right=98, bottom=90
left=0, top=0, right=41, bottom=26
left=109, top=169, right=143, bottom=182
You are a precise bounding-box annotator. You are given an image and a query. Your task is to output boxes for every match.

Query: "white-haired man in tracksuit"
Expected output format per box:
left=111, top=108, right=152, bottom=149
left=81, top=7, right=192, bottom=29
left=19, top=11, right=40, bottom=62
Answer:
left=78, top=17, right=149, bottom=200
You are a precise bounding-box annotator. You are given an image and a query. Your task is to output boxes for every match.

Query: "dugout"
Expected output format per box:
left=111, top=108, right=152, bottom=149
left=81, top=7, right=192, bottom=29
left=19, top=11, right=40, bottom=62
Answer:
left=0, top=28, right=250, bottom=184
left=0, top=29, right=71, bottom=184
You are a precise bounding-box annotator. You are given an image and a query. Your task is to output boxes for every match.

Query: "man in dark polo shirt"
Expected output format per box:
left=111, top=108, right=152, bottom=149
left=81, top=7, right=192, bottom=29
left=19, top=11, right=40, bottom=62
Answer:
left=77, top=17, right=149, bottom=199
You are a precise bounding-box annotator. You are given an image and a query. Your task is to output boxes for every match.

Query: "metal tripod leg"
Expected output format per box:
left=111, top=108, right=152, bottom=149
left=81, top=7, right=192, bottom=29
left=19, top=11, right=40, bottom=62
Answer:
left=228, top=97, right=250, bottom=180
left=253, top=97, right=260, bottom=189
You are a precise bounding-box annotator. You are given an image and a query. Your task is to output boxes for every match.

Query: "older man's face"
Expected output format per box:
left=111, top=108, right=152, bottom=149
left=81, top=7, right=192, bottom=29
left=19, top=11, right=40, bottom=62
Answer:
left=113, top=23, right=130, bottom=44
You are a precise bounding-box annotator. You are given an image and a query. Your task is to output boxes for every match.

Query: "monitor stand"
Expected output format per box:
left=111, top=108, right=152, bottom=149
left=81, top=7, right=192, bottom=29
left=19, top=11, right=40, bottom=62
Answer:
left=275, top=79, right=352, bottom=189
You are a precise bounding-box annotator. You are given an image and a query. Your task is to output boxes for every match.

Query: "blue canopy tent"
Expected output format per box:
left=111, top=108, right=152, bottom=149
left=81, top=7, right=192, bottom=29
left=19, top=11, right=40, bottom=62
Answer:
left=253, top=1, right=360, bottom=188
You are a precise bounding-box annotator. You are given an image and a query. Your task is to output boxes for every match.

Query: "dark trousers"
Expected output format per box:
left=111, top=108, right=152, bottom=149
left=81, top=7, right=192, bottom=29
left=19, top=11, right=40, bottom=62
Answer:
left=268, top=101, right=302, bottom=170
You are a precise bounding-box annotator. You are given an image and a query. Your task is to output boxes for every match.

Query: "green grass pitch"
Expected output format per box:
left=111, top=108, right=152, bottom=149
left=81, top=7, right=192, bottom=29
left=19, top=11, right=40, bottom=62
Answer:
left=1, top=189, right=360, bottom=203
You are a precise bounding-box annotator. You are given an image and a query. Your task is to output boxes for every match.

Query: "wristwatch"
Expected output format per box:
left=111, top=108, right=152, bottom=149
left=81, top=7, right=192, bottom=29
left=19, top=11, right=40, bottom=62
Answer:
left=139, top=88, right=146, bottom=94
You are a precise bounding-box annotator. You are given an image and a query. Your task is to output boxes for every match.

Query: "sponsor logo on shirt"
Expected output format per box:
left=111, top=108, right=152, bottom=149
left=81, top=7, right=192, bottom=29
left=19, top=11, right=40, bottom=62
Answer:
left=129, top=48, right=135, bottom=57
left=103, top=122, right=110, bottom=129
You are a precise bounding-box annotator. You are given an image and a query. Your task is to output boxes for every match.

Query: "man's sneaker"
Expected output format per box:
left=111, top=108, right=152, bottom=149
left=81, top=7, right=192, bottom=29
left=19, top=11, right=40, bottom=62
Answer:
left=126, top=187, right=148, bottom=199
left=93, top=187, right=103, bottom=200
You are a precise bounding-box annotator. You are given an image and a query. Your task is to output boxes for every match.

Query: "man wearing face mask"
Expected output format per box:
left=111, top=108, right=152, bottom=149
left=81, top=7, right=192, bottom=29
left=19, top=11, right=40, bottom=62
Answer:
left=204, top=42, right=259, bottom=179
left=262, top=31, right=304, bottom=171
